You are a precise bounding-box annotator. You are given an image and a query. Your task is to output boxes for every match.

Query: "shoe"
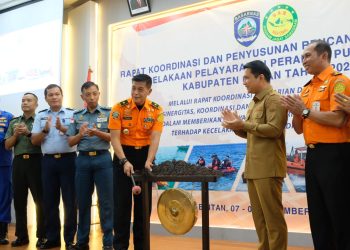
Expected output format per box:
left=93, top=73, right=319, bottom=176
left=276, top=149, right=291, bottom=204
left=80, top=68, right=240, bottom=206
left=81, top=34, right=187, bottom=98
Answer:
left=36, top=238, right=47, bottom=247
left=66, top=242, right=75, bottom=250
left=68, top=243, right=89, bottom=250
left=39, top=240, right=61, bottom=249
left=103, top=246, right=113, bottom=250
left=11, top=237, right=29, bottom=247
left=0, top=237, right=9, bottom=245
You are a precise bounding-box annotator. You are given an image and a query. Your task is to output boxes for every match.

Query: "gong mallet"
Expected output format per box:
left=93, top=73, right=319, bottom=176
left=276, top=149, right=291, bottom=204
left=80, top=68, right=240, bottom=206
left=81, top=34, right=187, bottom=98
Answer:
left=130, top=174, right=142, bottom=195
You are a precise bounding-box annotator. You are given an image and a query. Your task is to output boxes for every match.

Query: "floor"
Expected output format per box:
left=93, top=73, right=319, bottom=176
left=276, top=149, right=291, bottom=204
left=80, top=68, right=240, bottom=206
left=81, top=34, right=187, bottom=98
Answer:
left=1, top=224, right=313, bottom=250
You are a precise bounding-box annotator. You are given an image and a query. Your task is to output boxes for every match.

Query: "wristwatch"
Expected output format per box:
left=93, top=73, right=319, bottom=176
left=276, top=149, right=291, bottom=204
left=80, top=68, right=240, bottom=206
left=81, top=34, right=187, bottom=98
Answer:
left=119, top=158, right=128, bottom=166
left=302, top=109, right=310, bottom=119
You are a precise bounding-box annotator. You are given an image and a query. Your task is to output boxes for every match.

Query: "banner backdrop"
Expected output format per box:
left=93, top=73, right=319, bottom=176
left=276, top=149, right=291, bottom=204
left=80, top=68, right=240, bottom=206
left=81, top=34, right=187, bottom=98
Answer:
left=109, top=0, right=350, bottom=233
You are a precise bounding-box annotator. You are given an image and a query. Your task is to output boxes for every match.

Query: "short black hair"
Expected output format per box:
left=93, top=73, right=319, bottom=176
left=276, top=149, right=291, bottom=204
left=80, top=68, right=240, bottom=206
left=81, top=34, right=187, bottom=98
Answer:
left=81, top=81, right=99, bottom=93
left=311, top=40, right=332, bottom=62
left=132, top=74, right=152, bottom=88
left=243, top=60, right=272, bottom=82
left=23, top=92, right=38, bottom=101
left=44, top=84, right=62, bottom=97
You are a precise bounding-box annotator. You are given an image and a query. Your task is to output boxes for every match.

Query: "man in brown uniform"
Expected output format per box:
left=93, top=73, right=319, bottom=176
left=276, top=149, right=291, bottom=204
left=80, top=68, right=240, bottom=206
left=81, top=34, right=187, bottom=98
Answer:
left=281, top=40, right=350, bottom=250
left=222, top=60, right=288, bottom=250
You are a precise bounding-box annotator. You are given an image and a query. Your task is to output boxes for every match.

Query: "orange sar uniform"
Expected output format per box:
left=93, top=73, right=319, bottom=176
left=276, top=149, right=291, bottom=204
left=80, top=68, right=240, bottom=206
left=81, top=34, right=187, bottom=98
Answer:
left=300, top=65, right=350, bottom=250
left=108, top=98, right=163, bottom=250
left=108, top=98, right=163, bottom=146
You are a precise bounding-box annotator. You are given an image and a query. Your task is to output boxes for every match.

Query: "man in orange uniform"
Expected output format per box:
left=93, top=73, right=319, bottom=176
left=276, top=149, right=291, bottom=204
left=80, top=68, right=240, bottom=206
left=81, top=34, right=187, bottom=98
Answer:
left=281, top=40, right=350, bottom=250
left=108, top=74, right=163, bottom=250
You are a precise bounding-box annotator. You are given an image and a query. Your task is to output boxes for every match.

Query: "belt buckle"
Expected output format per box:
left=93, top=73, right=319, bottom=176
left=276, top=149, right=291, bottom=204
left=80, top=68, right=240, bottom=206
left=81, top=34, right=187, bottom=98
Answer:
left=134, top=146, right=142, bottom=150
left=308, top=144, right=315, bottom=149
left=89, top=151, right=97, bottom=156
left=23, top=154, right=30, bottom=159
left=54, top=154, right=61, bottom=159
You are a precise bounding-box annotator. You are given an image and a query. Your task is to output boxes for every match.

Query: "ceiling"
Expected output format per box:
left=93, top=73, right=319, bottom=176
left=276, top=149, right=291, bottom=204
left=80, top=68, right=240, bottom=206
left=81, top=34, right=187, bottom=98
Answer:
left=0, top=0, right=83, bottom=12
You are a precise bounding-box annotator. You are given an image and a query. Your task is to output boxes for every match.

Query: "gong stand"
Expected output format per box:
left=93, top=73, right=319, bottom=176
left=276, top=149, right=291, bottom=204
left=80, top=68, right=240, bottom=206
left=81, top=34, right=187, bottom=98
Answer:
left=133, top=171, right=217, bottom=250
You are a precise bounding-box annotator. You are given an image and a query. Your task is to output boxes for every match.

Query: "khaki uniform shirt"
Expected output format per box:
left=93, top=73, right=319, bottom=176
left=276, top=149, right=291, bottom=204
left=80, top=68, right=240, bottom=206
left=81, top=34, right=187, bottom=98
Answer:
left=5, top=114, right=41, bottom=156
left=240, top=85, right=287, bottom=179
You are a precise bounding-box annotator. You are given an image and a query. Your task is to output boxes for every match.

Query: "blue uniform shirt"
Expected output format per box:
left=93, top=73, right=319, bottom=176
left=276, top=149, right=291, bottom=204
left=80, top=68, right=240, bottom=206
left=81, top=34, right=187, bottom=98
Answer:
left=32, top=107, right=77, bottom=154
left=67, top=105, right=111, bottom=151
left=0, top=110, right=14, bottom=166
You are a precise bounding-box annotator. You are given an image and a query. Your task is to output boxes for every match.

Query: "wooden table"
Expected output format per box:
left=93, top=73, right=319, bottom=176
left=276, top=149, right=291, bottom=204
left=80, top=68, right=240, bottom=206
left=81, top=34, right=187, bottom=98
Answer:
left=133, top=171, right=218, bottom=250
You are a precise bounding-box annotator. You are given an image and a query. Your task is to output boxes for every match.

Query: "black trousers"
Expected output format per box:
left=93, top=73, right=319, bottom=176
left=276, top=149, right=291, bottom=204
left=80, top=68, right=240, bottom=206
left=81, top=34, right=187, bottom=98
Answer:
left=12, top=154, right=45, bottom=239
left=305, top=143, right=350, bottom=250
left=113, top=146, right=152, bottom=250
left=0, top=222, right=8, bottom=238
left=42, top=153, right=77, bottom=244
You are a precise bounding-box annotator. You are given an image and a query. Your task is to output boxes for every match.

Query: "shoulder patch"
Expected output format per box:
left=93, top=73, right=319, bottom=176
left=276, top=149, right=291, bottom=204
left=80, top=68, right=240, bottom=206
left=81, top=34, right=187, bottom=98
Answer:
left=74, top=108, right=85, bottom=114
left=157, top=113, right=164, bottom=122
left=151, top=101, right=160, bottom=109
left=332, top=71, right=342, bottom=76
left=119, top=100, right=129, bottom=107
left=334, top=80, right=346, bottom=94
left=38, top=109, right=48, bottom=113
left=112, top=111, right=120, bottom=119
left=303, top=80, right=312, bottom=87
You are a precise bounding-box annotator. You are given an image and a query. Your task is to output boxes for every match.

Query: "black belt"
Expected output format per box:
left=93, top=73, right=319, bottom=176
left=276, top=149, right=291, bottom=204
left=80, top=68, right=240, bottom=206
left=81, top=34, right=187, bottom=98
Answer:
left=122, top=145, right=149, bottom=150
left=79, top=150, right=109, bottom=156
left=44, top=152, right=76, bottom=159
left=307, top=142, right=350, bottom=149
left=15, top=153, right=42, bottom=159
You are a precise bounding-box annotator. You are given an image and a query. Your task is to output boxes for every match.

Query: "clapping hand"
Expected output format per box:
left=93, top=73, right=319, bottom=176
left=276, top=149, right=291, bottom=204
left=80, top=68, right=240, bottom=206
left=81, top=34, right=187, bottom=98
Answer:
left=335, top=93, right=350, bottom=114
left=280, top=95, right=305, bottom=116
left=43, top=116, right=52, bottom=133
left=14, top=123, right=29, bottom=136
left=86, top=123, right=98, bottom=137
left=79, top=122, right=89, bottom=137
left=221, top=109, right=244, bottom=130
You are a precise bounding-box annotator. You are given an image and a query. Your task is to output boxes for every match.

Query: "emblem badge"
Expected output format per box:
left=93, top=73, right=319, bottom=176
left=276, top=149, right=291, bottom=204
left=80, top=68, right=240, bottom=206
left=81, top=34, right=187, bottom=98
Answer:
left=334, top=81, right=346, bottom=93
left=263, top=4, right=298, bottom=42
left=112, top=111, right=119, bottom=119
left=234, top=11, right=260, bottom=47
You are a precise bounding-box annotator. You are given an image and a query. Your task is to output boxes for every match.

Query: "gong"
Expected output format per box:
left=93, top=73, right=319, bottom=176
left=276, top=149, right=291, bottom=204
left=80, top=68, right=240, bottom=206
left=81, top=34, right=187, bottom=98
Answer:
left=157, top=188, right=198, bottom=235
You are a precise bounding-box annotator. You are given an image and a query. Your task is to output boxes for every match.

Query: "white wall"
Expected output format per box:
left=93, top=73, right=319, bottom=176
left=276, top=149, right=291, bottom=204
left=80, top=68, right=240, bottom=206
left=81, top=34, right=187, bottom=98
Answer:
left=64, top=0, right=206, bottom=107
left=63, top=0, right=97, bottom=109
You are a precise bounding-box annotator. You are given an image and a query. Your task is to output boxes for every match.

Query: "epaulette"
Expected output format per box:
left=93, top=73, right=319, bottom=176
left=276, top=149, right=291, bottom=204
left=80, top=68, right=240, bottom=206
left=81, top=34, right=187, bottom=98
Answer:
left=151, top=101, right=160, bottom=109
left=38, top=109, right=48, bottom=113
left=66, top=107, right=74, bottom=111
left=10, top=116, right=20, bottom=122
left=74, top=108, right=85, bottom=114
left=119, top=99, right=129, bottom=107
left=303, top=80, right=311, bottom=87
left=270, top=91, right=278, bottom=96
left=332, top=71, right=342, bottom=76
left=100, top=106, right=111, bottom=110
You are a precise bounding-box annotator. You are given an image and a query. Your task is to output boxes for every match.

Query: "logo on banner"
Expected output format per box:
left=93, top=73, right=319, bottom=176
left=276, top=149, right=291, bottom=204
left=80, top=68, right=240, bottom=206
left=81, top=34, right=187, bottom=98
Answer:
left=263, top=4, right=298, bottom=41
left=234, top=11, right=260, bottom=47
